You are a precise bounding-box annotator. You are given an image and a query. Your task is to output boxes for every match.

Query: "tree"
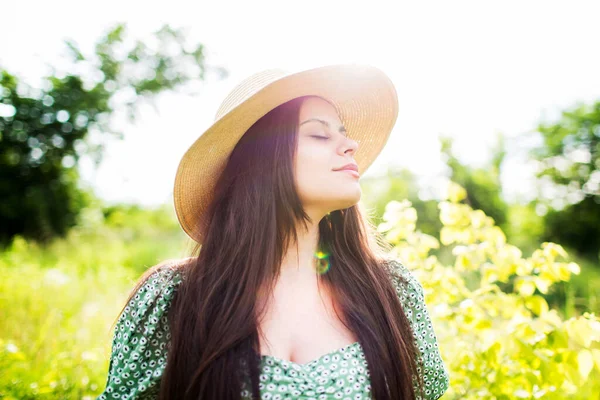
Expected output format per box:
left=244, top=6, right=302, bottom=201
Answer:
left=0, top=23, right=227, bottom=246
left=529, top=101, right=600, bottom=259
left=440, top=134, right=510, bottom=231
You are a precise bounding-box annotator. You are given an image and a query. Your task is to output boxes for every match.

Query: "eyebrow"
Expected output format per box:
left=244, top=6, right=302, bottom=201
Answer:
left=300, top=118, right=347, bottom=136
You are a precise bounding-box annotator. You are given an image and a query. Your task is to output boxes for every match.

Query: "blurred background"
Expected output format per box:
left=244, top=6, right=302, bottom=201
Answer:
left=1, top=0, right=599, bottom=398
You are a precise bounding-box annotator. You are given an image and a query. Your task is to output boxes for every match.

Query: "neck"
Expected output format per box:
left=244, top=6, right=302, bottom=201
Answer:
left=279, top=219, right=321, bottom=277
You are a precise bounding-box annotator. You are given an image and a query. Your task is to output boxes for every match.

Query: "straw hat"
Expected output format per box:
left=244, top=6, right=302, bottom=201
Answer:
left=173, top=63, right=399, bottom=244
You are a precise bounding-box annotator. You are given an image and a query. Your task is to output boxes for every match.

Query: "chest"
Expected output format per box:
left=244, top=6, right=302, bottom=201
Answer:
left=255, top=278, right=358, bottom=365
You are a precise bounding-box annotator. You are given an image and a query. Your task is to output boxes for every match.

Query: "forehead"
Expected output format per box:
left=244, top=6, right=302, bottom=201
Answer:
left=298, top=96, right=341, bottom=124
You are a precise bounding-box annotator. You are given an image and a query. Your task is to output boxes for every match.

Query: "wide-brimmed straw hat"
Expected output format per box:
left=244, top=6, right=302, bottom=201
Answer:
left=173, top=63, right=399, bottom=244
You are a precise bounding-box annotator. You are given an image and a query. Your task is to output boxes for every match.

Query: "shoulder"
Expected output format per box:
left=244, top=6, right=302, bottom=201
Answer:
left=97, top=257, right=195, bottom=399
left=137, top=256, right=193, bottom=287
left=381, top=258, right=451, bottom=400
left=380, top=257, right=431, bottom=325
left=381, top=258, right=424, bottom=299
left=118, top=257, right=192, bottom=328
left=132, top=257, right=193, bottom=297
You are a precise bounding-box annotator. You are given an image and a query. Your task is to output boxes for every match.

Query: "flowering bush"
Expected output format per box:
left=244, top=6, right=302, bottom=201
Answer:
left=378, top=181, right=600, bottom=399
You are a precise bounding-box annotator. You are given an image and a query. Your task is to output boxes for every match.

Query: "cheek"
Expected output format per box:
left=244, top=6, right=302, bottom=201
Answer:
left=295, top=143, right=333, bottom=194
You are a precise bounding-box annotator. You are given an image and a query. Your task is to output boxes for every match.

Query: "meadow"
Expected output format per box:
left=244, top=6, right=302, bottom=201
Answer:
left=0, top=203, right=191, bottom=399
left=1, top=184, right=599, bottom=399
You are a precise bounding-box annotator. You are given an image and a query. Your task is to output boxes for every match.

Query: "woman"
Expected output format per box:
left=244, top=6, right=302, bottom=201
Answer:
left=97, top=64, right=450, bottom=400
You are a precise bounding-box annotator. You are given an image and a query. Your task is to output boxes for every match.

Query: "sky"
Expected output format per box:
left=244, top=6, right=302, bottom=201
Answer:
left=1, top=0, right=599, bottom=208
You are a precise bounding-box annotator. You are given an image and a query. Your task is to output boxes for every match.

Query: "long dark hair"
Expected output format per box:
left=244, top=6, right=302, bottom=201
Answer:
left=121, top=95, right=424, bottom=399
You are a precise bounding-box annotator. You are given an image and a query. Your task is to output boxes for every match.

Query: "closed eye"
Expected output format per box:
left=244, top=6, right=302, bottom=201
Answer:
left=311, top=135, right=330, bottom=141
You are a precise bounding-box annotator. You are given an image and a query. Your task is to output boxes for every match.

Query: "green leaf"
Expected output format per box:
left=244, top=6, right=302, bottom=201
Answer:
left=525, top=295, right=549, bottom=316
left=516, top=278, right=536, bottom=297
left=534, top=276, right=552, bottom=294
left=592, top=349, right=600, bottom=372
left=566, top=318, right=595, bottom=348
left=447, top=181, right=467, bottom=203
left=577, top=350, right=594, bottom=380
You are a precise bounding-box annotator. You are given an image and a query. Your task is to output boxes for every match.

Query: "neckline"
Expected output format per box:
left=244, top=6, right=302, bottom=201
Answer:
left=258, top=341, right=361, bottom=368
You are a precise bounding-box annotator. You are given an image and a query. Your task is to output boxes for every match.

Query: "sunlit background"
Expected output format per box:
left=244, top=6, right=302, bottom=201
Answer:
left=2, top=1, right=600, bottom=398
left=2, top=0, right=598, bottom=208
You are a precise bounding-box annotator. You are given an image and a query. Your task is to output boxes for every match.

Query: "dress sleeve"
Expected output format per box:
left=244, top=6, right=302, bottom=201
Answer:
left=97, top=266, right=183, bottom=400
left=387, top=259, right=450, bottom=400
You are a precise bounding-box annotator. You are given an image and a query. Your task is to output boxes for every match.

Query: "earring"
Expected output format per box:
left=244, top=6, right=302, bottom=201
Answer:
left=314, top=250, right=331, bottom=275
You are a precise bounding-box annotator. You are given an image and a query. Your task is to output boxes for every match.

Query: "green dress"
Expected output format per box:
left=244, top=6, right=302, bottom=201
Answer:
left=97, top=259, right=450, bottom=399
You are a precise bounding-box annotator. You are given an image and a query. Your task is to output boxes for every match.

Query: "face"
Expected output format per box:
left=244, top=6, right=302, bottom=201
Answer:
left=294, top=96, right=361, bottom=221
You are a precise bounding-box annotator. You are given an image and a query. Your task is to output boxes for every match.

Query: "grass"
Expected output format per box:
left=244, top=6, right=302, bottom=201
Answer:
left=0, top=204, right=192, bottom=399
left=1, top=203, right=598, bottom=398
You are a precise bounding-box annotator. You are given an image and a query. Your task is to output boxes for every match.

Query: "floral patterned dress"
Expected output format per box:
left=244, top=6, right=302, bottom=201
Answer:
left=97, top=259, right=450, bottom=399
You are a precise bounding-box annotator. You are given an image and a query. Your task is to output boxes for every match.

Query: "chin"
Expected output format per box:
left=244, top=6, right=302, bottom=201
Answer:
left=337, top=191, right=362, bottom=208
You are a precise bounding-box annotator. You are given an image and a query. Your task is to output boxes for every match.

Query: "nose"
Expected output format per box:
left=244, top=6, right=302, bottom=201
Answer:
left=340, top=136, right=359, bottom=156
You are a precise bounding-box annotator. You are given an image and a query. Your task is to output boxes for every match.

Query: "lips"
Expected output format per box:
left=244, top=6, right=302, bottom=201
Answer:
left=338, top=169, right=360, bottom=178
left=334, top=163, right=360, bottom=178
left=334, top=163, right=359, bottom=173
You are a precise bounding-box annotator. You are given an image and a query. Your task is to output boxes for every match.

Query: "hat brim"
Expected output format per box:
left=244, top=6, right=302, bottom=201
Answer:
left=174, top=63, right=399, bottom=244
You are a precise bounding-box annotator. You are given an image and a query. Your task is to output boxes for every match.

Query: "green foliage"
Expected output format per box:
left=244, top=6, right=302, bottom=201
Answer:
left=0, top=23, right=223, bottom=246
left=378, top=181, right=600, bottom=398
left=2, top=182, right=599, bottom=398
left=361, top=165, right=444, bottom=244
left=561, top=256, right=600, bottom=316
left=0, top=69, right=98, bottom=245
left=529, top=100, right=600, bottom=258
left=502, top=202, right=545, bottom=257
left=440, top=134, right=510, bottom=231
left=0, top=205, right=190, bottom=399
left=541, top=196, right=600, bottom=260
left=531, top=101, right=600, bottom=193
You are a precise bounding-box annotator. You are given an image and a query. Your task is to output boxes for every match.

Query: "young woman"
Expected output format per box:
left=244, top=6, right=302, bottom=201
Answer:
left=98, top=64, right=450, bottom=400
